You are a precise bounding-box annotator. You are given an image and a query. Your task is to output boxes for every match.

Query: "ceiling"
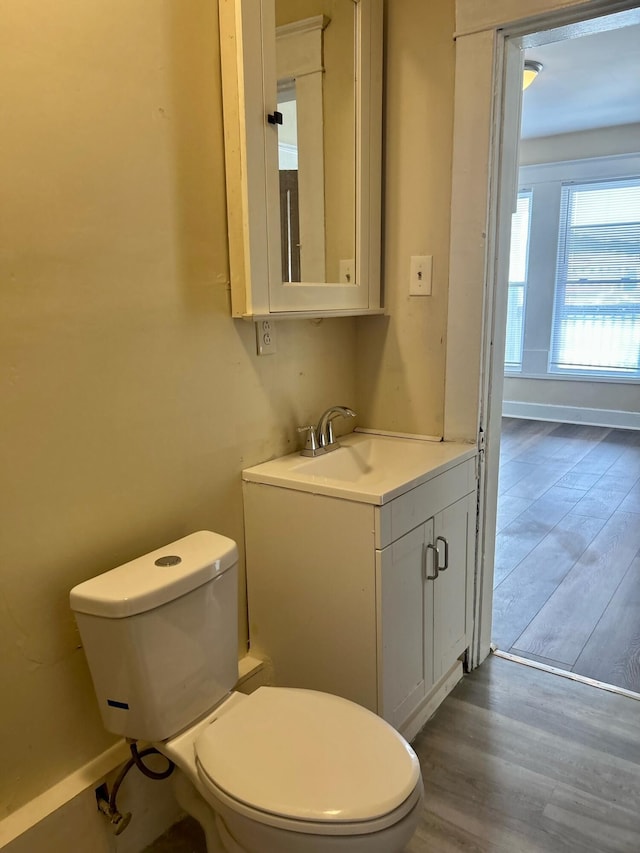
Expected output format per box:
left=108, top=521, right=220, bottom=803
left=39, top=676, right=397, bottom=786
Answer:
left=521, top=22, right=640, bottom=139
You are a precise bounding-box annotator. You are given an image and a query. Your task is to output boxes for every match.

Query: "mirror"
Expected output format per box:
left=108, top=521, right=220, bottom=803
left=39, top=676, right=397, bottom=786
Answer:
left=219, top=0, right=382, bottom=318
left=275, top=6, right=356, bottom=285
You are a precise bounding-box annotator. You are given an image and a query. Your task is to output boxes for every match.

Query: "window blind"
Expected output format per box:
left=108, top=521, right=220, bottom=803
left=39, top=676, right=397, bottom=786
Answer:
left=550, top=178, right=640, bottom=377
left=505, top=190, right=532, bottom=371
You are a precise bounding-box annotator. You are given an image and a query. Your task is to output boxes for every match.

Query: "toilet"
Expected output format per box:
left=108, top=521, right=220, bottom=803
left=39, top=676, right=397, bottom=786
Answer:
left=70, top=531, right=424, bottom=853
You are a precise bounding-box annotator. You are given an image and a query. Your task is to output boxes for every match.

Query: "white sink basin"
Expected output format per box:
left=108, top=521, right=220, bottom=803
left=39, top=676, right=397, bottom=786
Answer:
left=242, top=432, right=476, bottom=504
left=292, top=437, right=422, bottom=482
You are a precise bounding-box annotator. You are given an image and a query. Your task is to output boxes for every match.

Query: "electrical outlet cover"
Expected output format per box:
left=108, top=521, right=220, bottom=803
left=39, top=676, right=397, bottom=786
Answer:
left=256, top=320, right=277, bottom=355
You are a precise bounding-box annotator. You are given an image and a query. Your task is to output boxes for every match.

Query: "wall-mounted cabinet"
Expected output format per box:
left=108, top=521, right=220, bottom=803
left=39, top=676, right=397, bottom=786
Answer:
left=219, top=0, right=383, bottom=320
left=243, top=445, right=477, bottom=740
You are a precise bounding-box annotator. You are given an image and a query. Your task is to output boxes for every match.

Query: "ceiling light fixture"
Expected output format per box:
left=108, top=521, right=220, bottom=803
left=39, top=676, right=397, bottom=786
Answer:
left=523, top=59, right=543, bottom=90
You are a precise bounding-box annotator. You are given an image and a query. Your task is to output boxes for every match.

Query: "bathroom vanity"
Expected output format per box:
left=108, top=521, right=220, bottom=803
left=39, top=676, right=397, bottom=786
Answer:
left=242, top=432, right=477, bottom=740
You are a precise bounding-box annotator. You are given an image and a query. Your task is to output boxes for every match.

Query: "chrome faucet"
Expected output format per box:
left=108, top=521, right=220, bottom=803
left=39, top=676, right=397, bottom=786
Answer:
left=298, top=406, right=356, bottom=456
left=298, top=406, right=356, bottom=457
left=317, top=406, right=356, bottom=449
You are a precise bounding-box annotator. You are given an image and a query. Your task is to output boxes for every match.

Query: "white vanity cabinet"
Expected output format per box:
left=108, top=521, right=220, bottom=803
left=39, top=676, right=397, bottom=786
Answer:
left=377, top=491, right=475, bottom=732
left=243, top=438, right=476, bottom=740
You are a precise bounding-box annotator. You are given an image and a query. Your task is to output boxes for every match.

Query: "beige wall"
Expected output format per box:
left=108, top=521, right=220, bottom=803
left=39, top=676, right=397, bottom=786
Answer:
left=0, top=0, right=358, bottom=816
left=520, top=122, right=640, bottom=165
left=356, top=0, right=456, bottom=436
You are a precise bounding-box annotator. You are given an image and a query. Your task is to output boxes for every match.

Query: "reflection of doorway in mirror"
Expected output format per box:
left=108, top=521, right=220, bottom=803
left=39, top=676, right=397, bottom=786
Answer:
left=275, top=5, right=357, bottom=287
left=277, top=90, right=298, bottom=170
left=277, top=85, right=301, bottom=282
left=276, top=14, right=331, bottom=285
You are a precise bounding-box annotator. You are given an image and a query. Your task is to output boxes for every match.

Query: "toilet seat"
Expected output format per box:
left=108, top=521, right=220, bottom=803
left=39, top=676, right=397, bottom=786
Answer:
left=197, top=768, right=424, bottom=837
left=194, top=686, right=421, bottom=836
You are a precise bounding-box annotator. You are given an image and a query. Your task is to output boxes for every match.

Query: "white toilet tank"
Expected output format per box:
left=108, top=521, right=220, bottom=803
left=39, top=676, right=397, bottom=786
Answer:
left=70, top=531, right=239, bottom=742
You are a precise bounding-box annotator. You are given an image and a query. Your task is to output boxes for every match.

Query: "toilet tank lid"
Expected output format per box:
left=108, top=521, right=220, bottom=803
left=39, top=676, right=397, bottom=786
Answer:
left=69, top=531, right=238, bottom=618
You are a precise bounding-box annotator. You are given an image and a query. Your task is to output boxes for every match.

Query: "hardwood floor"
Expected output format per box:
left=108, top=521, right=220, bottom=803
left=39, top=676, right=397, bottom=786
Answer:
left=407, top=656, right=640, bottom=852
left=144, top=657, right=640, bottom=853
left=493, top=418, right=640, bottom=693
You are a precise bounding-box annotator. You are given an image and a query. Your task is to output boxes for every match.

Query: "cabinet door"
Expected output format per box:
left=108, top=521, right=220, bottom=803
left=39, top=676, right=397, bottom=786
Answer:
left=433, top=494, right=474, bottom=681
left=219, top=0, right=383, bottom=318
left=376, top=520, right=434, bottom=728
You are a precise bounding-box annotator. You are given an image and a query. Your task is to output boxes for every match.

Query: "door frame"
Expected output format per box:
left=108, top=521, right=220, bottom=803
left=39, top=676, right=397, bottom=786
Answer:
left=444, top=0, right=640, bottom=669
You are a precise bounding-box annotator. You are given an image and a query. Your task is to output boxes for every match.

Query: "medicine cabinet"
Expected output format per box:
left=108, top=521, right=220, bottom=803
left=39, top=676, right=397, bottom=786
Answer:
left=219, top=0, right=383, bottom=319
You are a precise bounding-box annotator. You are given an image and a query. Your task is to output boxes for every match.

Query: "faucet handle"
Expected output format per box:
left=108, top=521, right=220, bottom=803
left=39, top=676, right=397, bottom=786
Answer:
left=297, top=425, right=320, bottom=456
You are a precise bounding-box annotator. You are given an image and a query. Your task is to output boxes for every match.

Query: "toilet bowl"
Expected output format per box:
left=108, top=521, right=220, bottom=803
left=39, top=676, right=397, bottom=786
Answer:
left=161, top=688, right=423, bottom=853
left=69, top=531, right=424, bottom=852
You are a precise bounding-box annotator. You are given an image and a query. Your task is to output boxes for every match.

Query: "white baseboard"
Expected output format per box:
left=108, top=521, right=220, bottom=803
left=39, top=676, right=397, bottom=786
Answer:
left=0, top=654, right=267, bottom=853
left=502, top=401, right=640, bottom=431
left=0, top=749, right=182, bottom=853
left=0, top=742, right=127, bottom=850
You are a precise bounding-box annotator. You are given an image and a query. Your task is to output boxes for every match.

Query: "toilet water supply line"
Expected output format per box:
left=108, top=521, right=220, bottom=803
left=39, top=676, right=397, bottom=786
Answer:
left=96, top=742, right=175, bottom=834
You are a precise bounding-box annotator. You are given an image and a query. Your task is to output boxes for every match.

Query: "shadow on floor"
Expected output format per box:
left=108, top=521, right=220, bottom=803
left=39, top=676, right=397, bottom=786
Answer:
left=142, top=816, right=205, bottom=853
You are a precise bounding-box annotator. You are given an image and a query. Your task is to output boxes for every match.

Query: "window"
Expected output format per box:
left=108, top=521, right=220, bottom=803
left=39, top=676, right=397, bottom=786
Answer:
left=505, top=190, right=533, bottom=371
left=550, top=178, right=640, bottom=377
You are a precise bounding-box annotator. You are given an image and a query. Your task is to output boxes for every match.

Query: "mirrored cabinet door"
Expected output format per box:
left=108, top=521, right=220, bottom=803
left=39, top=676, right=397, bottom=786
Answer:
left=219, top=0, right=383, bottom=319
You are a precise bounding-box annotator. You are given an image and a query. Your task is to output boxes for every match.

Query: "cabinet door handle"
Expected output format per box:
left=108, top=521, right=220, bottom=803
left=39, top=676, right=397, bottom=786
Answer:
left=436, top=536, right=449, bottom=570
left=425, top=543, right=439, bottom=580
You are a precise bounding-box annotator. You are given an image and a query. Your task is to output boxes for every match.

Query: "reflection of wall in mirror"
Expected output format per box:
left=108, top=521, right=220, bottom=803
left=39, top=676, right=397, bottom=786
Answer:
left=276, top=0, right=356, bottom=283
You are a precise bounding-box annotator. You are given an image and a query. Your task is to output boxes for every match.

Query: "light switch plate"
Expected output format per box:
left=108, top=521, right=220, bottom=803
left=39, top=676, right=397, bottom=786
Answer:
left=409, top=255, right=433, bottom=296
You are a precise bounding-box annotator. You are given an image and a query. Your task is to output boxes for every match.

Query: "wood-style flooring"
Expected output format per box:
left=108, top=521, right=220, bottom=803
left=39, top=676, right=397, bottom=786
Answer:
left=493, top=418, right=640, bottom=693
left=144, top=657, right=640, bottom=853
left=407, top=656, right=640, bottom=852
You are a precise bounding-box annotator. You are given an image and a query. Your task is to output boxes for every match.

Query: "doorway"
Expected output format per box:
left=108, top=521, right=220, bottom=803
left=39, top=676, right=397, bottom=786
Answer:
left=444, top=0, right=640, bottom=681
left=489, top=20, right=640, bottom=693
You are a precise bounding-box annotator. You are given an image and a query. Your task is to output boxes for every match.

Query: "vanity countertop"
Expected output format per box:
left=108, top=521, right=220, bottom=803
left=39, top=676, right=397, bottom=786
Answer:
left=242, top=431, right=477, bottom=505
